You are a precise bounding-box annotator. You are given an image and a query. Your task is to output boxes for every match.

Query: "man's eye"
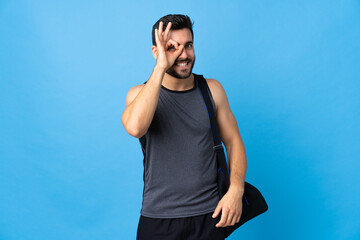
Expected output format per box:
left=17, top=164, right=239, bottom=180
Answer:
left=168, top=46, right=175, bottom=50
left=185, top=44, right=193, bottom=48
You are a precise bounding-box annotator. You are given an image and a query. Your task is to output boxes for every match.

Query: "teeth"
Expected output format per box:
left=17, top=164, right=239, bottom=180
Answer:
left=176, top=62, right=188, bottom=66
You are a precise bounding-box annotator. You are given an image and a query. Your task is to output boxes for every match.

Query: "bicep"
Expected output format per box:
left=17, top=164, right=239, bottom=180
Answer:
left=208, top=79, right=242, bottom=148
left=217, top=102, right=242, bottom=148
left=125, top=84, right=145, bottom=106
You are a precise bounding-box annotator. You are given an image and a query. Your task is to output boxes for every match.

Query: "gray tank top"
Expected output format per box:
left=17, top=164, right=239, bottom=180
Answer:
left=139, top=73, right=219, bottom=218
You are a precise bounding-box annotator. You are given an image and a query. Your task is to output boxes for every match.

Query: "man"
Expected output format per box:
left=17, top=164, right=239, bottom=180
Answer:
left=121, top=14, right=247, bottom=240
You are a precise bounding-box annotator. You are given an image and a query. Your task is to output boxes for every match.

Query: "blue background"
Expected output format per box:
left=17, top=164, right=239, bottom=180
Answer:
left=1, top=0, right=359, bottom=239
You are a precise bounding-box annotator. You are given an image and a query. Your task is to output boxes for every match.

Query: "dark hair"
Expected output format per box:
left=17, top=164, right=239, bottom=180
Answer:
left=152, top=14, right=194, bottom=46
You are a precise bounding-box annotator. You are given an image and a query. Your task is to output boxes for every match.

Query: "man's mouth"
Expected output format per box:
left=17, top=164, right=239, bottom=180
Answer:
left=175, top=61, right=190, bottom=67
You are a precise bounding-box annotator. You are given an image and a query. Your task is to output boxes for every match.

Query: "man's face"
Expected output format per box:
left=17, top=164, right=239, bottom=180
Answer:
left=166, top=28, right=195, bottom=79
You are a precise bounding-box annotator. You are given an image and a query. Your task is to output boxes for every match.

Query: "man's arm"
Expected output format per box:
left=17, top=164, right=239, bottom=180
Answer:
left=121, top=21, right=184, bottom=138
left=207, top=78, right=247, bottom=227
left=121, top=66, right=165, bottom=138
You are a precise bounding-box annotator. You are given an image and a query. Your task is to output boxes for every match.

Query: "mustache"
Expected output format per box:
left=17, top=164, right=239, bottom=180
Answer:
left=175, top=58, right=191, bottom=64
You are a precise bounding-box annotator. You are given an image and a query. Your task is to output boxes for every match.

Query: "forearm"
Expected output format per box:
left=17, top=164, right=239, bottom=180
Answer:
left=226, top=140, right=247, bottom=194
left=122, top=65, right=166, bottom=138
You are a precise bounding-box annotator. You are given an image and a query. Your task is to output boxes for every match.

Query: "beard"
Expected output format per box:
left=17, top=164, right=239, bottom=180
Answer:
left=166, top=56, right=196, bottom=79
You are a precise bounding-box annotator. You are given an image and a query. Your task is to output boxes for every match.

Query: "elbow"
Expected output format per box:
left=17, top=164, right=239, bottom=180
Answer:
left=121, top=114, right=145, bottom=138
left=127, top=127, right=144, bottom=138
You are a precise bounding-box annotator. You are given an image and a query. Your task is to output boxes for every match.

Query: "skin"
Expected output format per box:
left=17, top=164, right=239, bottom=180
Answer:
left=152, top=23, right=196, bottom=90
left=121, top=21, right=247, bottom=228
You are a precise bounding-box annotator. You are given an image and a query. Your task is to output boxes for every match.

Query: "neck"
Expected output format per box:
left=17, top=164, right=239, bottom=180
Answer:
left=162, top=73, right=195, bottom=91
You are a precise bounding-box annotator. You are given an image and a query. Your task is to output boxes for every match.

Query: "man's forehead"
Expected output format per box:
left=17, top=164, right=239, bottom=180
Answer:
left=168, top=28, right=193, bottom=44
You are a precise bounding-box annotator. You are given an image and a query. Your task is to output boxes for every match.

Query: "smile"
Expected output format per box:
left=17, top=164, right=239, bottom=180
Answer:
left=175, top=61, right=190, bottom=67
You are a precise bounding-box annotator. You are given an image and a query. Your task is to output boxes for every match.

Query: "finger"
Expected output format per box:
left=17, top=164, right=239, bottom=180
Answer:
left=163, top=22, right=172, bottom=41
left=229, top=212, right=238, bottom=226
left=236, top=214, right=241, bottom=223
left=216, top=209, right=228, bottom=227
left=174, top=44, right=184, bottom=57
left=225, top=210, right=235, bottom=226
left=166, top=40, right=179, bottom=51
left=155, top=29, right=160, bottom=45
left=158, top=21, right=163, bottom=36
left=236, top=209, right=242, bottom=223
left=157, top=22, right=164, bottom=42
left=166, top=39, right=179, bottom=48
left=212, top=203, right=222, bottom=218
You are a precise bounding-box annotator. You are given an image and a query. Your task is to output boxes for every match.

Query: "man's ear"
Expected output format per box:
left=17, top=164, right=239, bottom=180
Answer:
left=151, top=45, right=157, bottom=59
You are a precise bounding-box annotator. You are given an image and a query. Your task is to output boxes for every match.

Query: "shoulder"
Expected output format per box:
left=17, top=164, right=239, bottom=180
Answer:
left=204, top=78, right=228, bottom=108
left=205, top=78, right=225, bottom=92
left=125, top=83, right=145, bottom=106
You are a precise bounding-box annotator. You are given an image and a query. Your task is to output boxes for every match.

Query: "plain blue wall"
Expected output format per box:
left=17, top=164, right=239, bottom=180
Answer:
left=1, top=0, right=359, bottom=239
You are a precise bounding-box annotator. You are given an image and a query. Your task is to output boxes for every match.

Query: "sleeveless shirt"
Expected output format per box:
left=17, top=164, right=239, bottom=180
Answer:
left=139, top=73, right=219, bottom=218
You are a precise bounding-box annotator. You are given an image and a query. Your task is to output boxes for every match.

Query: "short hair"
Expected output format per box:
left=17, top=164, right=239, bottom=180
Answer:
left=152, top=14, right=194, bottom=46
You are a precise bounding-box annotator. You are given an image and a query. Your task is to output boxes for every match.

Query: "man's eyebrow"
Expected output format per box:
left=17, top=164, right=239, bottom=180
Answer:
left=185, top=41, right=193, bottom=45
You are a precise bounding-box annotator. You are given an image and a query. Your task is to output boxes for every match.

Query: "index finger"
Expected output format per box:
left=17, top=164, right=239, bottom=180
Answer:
left=166, top=39, right=180, bottom=50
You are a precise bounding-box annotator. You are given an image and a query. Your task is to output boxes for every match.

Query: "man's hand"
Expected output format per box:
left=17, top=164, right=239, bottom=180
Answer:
left=154, top=21, right=184, bottom=70
left=212, top=187, right=244, bottom=227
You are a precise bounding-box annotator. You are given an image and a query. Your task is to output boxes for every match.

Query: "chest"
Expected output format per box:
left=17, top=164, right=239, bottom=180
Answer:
left=149, top=89, right=211, bottom=135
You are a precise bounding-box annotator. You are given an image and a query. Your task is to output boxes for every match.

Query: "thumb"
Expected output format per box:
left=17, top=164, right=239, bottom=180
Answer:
left=212, top=202, right=222, bottom=218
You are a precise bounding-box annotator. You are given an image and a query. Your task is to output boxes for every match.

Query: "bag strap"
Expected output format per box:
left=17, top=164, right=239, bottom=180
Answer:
left=196, top=74, right=231, bottom=186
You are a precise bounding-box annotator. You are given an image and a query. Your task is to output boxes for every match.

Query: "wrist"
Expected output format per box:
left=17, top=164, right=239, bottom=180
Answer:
left=154, top=63, right=168, bottom=72
left=229, top=183, right=245, bottom=195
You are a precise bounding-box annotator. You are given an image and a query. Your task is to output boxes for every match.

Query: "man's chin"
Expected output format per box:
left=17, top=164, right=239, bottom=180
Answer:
left=166, top=66, right=194, bottom=79
left=166, top=70, right=192, bottom=79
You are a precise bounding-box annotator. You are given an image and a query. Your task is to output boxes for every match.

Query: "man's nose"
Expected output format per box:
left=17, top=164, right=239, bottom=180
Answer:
left=178, top=45, right=188, bottom=59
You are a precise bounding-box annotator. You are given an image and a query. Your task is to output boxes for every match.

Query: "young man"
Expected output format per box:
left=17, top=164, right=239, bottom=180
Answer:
left=121, top=14, right=247, bottom=240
